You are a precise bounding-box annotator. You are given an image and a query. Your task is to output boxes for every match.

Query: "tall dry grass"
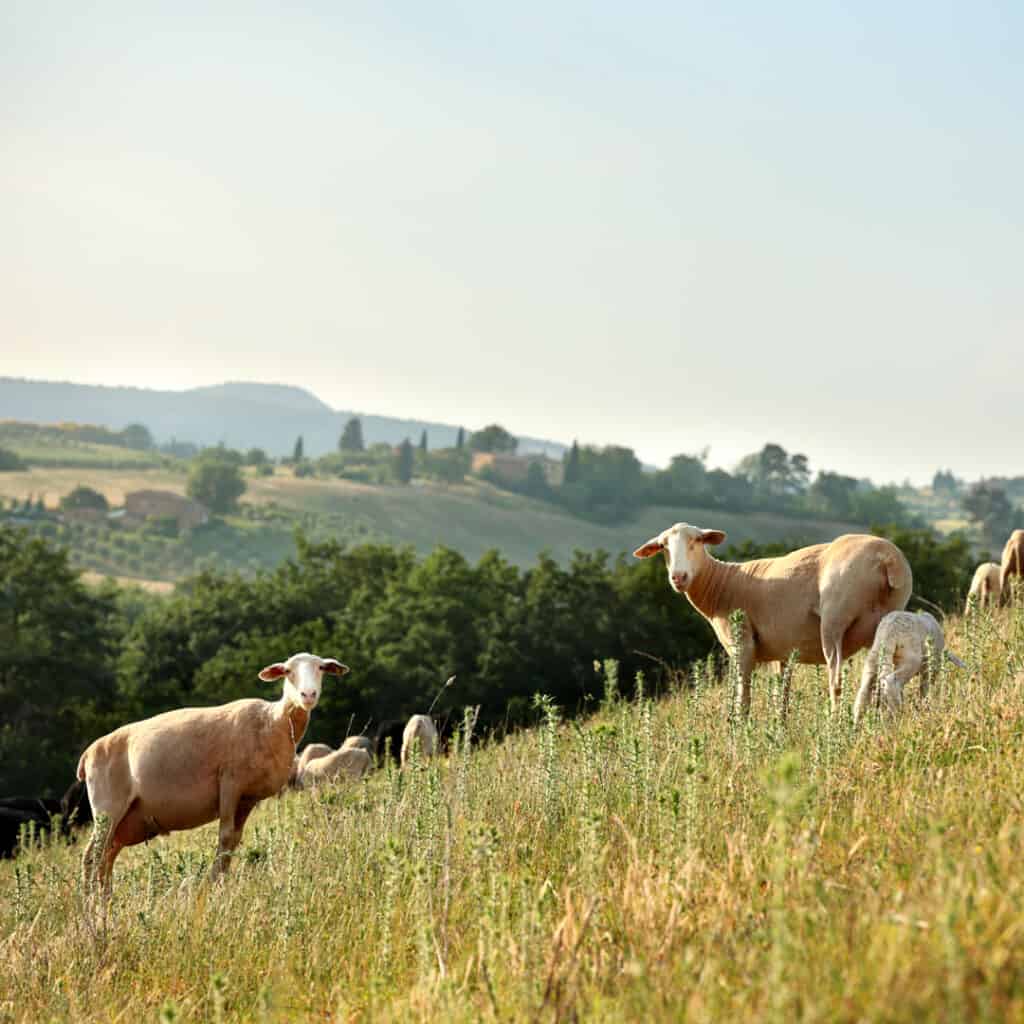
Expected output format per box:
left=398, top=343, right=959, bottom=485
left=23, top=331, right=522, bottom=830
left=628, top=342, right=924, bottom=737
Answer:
left=3, top=602, right=1024, bottom=1022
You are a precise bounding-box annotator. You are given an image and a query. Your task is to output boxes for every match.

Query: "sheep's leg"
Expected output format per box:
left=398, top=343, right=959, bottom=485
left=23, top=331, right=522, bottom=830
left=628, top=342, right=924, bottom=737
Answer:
left=81, top=813, right=110, bottom=894
left=820, top=622, right=846, bottom=714
left=733, top=632, right=756, bottom=718
left=853, top=652, right=879, bottom=727
left=210, top=784, right=250, bottom=881
left=97, top=834, right=125, bottom=902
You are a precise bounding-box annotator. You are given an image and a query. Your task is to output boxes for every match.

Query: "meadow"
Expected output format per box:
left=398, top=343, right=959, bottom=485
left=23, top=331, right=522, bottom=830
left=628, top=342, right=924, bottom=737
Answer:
left=0, top=462, right=862, bottom=582
left=2, top=601, right=1023, bottom=1022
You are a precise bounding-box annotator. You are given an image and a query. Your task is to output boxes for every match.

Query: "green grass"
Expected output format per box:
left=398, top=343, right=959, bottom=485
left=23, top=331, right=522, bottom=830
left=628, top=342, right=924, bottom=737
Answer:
left=246, top=472, right=859, bottom=568
left=0, top=464, right=863, bottom=585
left=3, top=603, right=1024, bottom=1021
left=0, top=423, right=170, bottom=469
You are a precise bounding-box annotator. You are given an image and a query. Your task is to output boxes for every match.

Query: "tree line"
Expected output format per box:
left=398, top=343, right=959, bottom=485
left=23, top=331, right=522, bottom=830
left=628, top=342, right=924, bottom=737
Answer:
left=1, top=521, right=976, bottom=796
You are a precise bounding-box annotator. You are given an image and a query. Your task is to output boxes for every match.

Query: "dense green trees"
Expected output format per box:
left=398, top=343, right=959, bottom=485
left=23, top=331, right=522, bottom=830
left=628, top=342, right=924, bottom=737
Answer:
left=469, top=425, right=518, bottom=454
left=186, top=457, right=247, bottom=514
left=963, top=482, right=1015, bottom=548
left=339, top=418, right=365, bottom=453
left=395, top=439, right=415, bottom=484
left=0, top=530, right=119, bottom=793
left=60, top=485, right=109, bottom=512
left=0, top=520, right=988, bottom=794
left=0, top=447, right=26, bottom=472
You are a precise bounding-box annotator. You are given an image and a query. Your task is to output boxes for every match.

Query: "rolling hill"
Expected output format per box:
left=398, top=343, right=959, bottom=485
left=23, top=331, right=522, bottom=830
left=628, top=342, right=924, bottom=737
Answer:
left=0, top=377, right=567, bottom=459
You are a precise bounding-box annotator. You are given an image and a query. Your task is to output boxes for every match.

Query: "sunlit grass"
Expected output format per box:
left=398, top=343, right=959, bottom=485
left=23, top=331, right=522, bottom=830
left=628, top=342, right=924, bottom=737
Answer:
left=3, top=605, right=1024, bottom=1021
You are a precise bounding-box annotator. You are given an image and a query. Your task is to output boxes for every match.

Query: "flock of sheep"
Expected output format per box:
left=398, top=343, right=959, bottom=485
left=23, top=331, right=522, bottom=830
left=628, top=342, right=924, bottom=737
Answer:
left=3, top=525, right=1022, bottom=904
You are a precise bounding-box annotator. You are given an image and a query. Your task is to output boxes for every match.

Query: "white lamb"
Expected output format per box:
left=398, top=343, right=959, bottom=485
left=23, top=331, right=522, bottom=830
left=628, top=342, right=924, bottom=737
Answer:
left=853, top=612, right=964, bottom=724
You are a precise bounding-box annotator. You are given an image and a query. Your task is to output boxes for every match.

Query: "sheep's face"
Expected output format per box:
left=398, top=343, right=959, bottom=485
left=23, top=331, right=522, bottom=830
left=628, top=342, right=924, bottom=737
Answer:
left=633, top=523, right=727, bottom=594
left=259, top=652, right=350, bottom=711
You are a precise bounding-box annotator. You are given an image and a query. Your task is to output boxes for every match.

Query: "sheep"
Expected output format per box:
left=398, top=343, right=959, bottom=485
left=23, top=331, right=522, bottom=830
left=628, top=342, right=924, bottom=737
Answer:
left=634, top=524, right=912, bottom=715
left=966, top=562, right=1002, bottom=613
left=853, top=611, right=964, bottom=724
left=296, top=747, right=370, bottom=787
left=296, top=742, right=334, bottom=777
left=76, top=652, right=348, bottom=898
left=341, top=735, right=373, bottom=755
left=401, top=714, right=439, bottom=768
left=1000, top=530, right=1024, bottom=603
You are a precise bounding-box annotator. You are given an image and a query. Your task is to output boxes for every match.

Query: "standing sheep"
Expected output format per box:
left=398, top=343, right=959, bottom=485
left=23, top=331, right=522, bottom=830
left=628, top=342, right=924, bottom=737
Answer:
left=77, top=652, right=348, bottom=898
left=1000, top=530, right=1024, bottom=603
left=400, top=714, right=439, bottom=768
left=634, top=524, right=912, bottom=714
left=966, top=562, right=1002, bottom=613
left=853, top=611, right=964, bottom=724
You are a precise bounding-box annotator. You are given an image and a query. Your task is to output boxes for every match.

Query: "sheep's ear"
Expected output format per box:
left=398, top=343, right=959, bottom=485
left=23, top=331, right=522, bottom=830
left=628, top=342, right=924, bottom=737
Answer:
left=700, top=530, right=727, bottom=546
left=258, top=662, right=288, bottom=681
left=319, top=658, right=350, bottom=676
left=633, top=538, right=663, bottom=559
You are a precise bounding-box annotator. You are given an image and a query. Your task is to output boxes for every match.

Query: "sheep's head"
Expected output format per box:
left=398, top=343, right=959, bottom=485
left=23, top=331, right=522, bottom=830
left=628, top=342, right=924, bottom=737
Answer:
left=258, top=652, right=349, bottom=711
left=633, top=523, right=726, bottom=594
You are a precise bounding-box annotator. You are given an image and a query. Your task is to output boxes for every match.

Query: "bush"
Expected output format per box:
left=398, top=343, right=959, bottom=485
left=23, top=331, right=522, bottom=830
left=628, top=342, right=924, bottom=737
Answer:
left=0, top=447, right=26, bottom=472
left=187, top=458, right=246, bottom=514
left=60, top=485, right=109, bottom=512
left=142, top=515, right=179, bottom=538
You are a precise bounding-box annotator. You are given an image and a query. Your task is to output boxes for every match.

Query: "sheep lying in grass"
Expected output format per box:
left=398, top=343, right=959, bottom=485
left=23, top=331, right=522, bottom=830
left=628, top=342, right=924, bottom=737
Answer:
left=77, top=652, right=348, bottom=897
left=853, top=612, right=964, bottom=724
left=297, top=747, right=370, bottom=787
left=634, top=524, right=912, bottom=715
left=966, top=562, right=1002, bottom=613
left=401, top=714, right=439, bottom=768
left=341, top=735, right=373, bottom=755
left=296, top=743, right=333, bottom=775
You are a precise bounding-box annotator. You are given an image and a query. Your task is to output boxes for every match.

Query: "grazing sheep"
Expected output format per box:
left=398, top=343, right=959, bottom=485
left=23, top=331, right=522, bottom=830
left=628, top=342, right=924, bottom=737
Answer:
left=400, top=714, right=439, bottom=768
left=1000, top=530, right=1024, bottom=602
left=77, top=652, right=348, bottom=897
left=341, top=735, right=373, bottom=755
left=634, top=524, right=912, bottom=715
left=853, top=611, right=964, bottom=724
left=966, top=562, right=1002, bottom=613
left=297, top=747, right=370, bottom=787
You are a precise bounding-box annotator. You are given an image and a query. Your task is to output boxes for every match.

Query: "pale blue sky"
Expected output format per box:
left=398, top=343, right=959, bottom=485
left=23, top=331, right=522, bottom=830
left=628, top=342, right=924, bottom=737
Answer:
left=2, top=1, right=1021, bottom=482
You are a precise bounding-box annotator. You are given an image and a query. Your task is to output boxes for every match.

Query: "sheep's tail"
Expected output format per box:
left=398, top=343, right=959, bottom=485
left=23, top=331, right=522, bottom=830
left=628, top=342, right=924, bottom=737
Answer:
left=944, top=650, right=966, bottom=669
left=76, top=750, right=88, bottom=781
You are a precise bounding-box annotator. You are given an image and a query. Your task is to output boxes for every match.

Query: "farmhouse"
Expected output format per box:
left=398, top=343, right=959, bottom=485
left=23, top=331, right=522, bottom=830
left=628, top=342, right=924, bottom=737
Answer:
left=123, top=490, right=209, bottom=531
left=471, top=452, right=564, bottom=487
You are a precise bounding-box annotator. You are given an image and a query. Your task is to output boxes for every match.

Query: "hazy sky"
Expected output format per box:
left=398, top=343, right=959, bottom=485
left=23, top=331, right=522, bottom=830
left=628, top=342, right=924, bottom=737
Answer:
left=2, top=1, right=1021, bottom=483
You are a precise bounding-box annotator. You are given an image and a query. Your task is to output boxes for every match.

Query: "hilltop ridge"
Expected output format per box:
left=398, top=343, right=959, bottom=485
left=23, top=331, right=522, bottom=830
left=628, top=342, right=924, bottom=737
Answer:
left=0, top=377, right=567, bottom=459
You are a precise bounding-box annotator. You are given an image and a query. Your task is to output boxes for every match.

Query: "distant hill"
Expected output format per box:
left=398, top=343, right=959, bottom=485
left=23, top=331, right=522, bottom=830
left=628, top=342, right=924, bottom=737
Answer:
left=0, top=377, right=567, bottom=459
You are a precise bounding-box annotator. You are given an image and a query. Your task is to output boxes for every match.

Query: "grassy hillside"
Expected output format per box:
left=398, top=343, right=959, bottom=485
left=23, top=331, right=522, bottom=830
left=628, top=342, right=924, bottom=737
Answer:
left=0, top=422, right=170, bottom=469
left=248, top=473, right=860, bottom=567
left=0, top=464, right=864, bottom=585
left=2, top=604, right=1022, bottom=1020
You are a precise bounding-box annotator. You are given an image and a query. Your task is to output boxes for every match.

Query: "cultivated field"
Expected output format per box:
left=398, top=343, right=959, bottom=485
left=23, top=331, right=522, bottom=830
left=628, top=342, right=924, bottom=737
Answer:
left=2, top=603, right=1022, bottom=1021
left=0, top=463, right=862, bottom=580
